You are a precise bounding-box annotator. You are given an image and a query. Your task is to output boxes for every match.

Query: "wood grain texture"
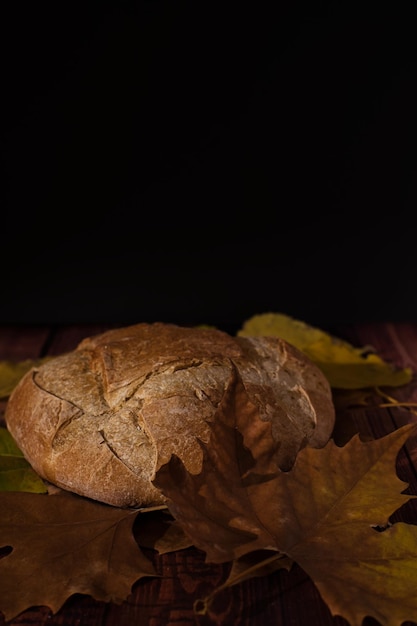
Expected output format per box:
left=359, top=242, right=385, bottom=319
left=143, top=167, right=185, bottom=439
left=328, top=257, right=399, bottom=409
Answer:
left=1, top=323, right=417, bottom=626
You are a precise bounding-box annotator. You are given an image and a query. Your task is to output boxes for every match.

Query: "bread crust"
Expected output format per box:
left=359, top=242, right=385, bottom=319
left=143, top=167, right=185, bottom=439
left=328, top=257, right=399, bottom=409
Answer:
left=5, top=322, right=335, bottom=507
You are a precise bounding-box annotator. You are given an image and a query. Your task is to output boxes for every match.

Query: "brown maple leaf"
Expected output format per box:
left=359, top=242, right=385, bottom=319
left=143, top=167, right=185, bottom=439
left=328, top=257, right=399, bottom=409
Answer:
left=154, top=367, right=283, bottom=562
left=153, top=370, right=417, bottom=626
left=0, top=492, right=157, bottom=622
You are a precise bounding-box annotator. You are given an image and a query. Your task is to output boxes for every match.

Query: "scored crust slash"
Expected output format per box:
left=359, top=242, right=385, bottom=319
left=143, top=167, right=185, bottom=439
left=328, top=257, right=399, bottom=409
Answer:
left=4, top=322, right=335, bottom=507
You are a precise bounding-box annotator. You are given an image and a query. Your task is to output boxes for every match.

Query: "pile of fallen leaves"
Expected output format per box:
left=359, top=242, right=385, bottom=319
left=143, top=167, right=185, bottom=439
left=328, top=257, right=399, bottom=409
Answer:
left=1, top=312, right=417, bottom=626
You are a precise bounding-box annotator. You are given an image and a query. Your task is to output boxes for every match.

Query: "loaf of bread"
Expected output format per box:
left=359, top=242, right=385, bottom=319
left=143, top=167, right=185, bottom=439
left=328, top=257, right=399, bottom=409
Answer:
left=5, top=322, right=335, bottom=508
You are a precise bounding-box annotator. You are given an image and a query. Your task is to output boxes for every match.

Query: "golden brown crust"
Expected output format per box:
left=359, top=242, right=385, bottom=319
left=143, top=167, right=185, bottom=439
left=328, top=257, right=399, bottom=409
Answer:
left=5, top=322, right=335, bottom=507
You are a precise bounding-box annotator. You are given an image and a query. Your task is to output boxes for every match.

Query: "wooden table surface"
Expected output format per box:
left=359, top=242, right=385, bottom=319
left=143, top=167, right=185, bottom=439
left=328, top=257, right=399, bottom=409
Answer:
left=1, top=321, right=417, bottom=626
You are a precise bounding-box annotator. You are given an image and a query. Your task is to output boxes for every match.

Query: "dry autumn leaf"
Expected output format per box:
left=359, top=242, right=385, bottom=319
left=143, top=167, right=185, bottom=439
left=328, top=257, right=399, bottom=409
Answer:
left=153, top=370, right=283, bottom=561
left=0, top=492, right=157, bottom=622
left=238, top=312, right=412, bottom=389
left=0, top=427, right=47, bottom=494
left=153, top=370, right=417, bottom=626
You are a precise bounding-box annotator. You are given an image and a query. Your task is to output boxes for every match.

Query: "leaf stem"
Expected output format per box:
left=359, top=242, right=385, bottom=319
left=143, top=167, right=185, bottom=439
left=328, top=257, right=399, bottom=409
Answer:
left=193, top=552, right=287, bottom=616
left=375, top=387, right=417, bottom=415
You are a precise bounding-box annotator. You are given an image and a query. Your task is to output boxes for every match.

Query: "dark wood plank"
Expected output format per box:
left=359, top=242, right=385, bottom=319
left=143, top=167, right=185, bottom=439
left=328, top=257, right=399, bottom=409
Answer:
left=1, top=323, right=417, bottom=626
left=0, top=326, right=50, bottom=360
left=45, top=324, right=119, bottom=356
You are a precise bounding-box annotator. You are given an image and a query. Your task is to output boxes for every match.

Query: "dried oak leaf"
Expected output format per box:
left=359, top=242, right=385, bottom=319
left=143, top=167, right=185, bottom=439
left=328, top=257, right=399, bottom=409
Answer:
left=153, top=370, right=417, bottom=626
left=238, top=312, right=412, bottom=389
left=0, top=492, right=157, bottom=622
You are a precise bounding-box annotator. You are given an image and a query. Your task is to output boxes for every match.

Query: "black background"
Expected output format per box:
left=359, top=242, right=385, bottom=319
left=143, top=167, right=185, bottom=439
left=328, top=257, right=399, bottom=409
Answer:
left=2, top=4, right=417, bottom=333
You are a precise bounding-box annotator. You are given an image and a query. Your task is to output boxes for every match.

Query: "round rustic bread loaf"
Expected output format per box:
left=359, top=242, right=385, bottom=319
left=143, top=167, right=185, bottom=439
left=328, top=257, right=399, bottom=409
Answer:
left=5, top=322, right=335, bottom=508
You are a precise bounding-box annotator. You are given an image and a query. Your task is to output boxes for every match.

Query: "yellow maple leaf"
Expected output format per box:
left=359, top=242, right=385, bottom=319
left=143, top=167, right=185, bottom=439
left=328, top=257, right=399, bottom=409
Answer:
left=237, top=312, right=412, bottom=389
left=0, top=427, right=47, bottom=494
left=0, top=358, right=51, bottom=400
